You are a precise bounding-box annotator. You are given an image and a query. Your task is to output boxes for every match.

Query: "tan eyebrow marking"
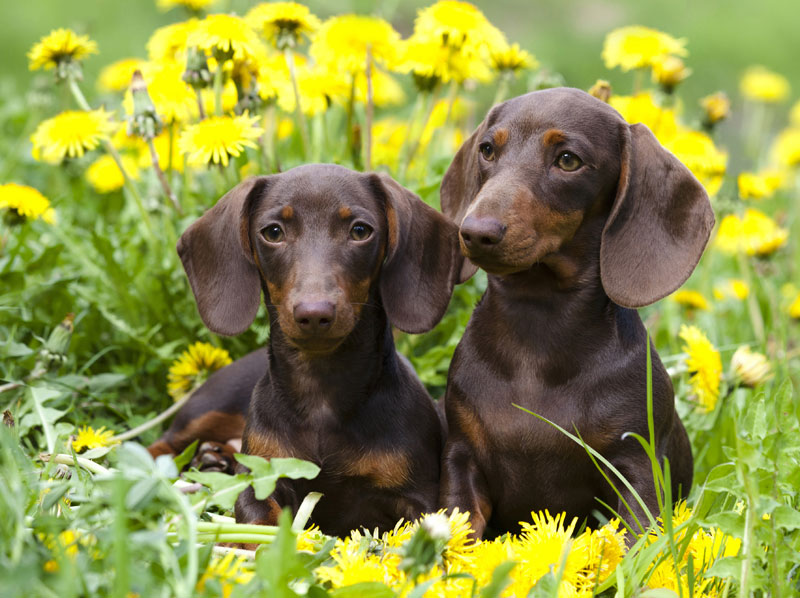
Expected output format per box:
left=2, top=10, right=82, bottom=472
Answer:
left=338, top=206, right=352, bottom=219
left=492, top=128, right=509, bottom=147
left=281, top=205, right=293, bottom=219
left=543, top=129, right=567, bottom=146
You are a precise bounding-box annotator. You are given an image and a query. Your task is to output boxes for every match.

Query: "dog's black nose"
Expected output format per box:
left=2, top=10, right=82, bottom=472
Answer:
left=460, top=216, right=506, bottom=249
left=294, top=301, right=336, bottom=333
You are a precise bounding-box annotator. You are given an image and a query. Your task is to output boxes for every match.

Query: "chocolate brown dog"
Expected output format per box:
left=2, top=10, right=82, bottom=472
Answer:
left=174, top=164, right=464, bottom=536
left=438, top=88, right=714, bottom=538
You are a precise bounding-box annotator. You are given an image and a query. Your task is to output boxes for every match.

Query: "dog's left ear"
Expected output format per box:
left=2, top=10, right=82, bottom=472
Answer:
left=368, top=173, right=463, bottom=334
left=600, top=123, right=715, bottom=308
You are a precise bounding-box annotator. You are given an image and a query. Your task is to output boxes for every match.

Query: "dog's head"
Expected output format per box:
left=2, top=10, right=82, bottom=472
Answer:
left=178, top=164, right=463, bottom=352
left=440, top=87, right=715, bottom=307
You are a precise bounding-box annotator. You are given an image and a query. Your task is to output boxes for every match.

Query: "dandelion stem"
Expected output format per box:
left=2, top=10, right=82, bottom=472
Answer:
left=736, top=251, right=765, bottom=344
left=401, top=87, right=439, bottom=180
left=195, top=88, right=207, bottom=120
left=40, top=453, right=112, bottom=475
left=147, top=137, right=182, bottom=214
left=365, top=45, right=374, bottom=171
left=66, top=76, right=155, bottom=240
left=284, top=48, right=310, bottom=160
left=491, top=73, right=511, bottom=106
left=112, top=391, right=194, bottom=443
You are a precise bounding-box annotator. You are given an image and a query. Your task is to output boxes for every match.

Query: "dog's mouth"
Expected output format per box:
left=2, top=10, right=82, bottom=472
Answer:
left=285, top=334, right=349, bottom=355
left=462, top=245, right=538, bottom=276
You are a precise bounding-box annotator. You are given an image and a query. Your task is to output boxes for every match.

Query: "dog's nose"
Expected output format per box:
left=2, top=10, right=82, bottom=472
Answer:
left=294, top=301, right=336, bottom=333
left=460, top=216, right=506, bottom=249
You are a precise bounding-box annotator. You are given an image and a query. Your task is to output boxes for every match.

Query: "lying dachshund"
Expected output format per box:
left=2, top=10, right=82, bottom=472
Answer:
left=438, top=87, right=714, bottom=538
left=167, top=164, right=464, bottom=536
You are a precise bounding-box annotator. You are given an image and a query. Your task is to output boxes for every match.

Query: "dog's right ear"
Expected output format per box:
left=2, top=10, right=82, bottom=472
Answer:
left=177, top=176, right=270, bottom=336
left=440, top=121, right=487, bottom=282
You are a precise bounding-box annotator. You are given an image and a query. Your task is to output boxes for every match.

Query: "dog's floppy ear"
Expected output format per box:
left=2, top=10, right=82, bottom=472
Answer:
left=600, top=123, right=715, bottom=308
left=369, top=173, right=463, bottom=334
left=440, top=122, right=488, bottom=282
left=177, top=176, right=270, bottom=336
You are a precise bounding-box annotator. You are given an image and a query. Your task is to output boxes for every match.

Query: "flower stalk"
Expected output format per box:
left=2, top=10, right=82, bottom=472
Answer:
left=284, top=48, right=310, bottom=160
left=365, top=45, right=374, bottom=171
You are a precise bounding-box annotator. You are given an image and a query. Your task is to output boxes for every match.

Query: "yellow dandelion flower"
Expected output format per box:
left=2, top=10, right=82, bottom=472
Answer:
left=167, top=341, right=232, bottom=399
left=275, top=65, right=348, bottom=116
left=310, top=15, right=401, bottom=73
left=197, top=552, right=253, bottom=598
left=679, top=325, right=722, bottom=412
left=602, top=25, right=687, bottom=72
left=579, top=519, right=626, bottom=590
left=398, top=33, right=492, bottom=84
left=789, top=293, right=800, bottom=319
left=123, top=61, right=197, bottom=123
left=770, top=127, right=800, bottom=168
left=588, top=79, right=613, bottom=103
left=315, top=537, right=395, bottom=588
left=738, top=170, right=784, bottom=200
left=97, top=58, right=145, bottom=93
left=490, top=42, right=538, bottom=75
left=111, top=127, right=145, bottom=152
left=414, top=1, right=506, bottom=54
left=0, top=183, right=56, bottom=223
left=740, top=65, right=790, bottom=102
left=246, top=2, right=320, bottom=49
left=662, top=129, right=727, bottom=195
left=28, top=28, right=98, bottom=71
left=72, top=425, right=119, bottom=452
left=651, top=55, right=691, bottom=91
left=179, top=113, right=263, bottom=168
left=700, top=91, right=731, bottom=126
left=730, top=346, right=772, bottom=388
left=147, top=20, right=198, bottom=63
left=188, top=13, right=264, bottom=62
left=715, top=209, right=788, bottom=256
left=85, top=154, right=140, bottom=194
left=30, top=109, right=116, bottom=164
left=465, top=535, right=516, bottom=587
left=713, top=278, right=749, bottom=301
left=158, top=0, right=216, bottom=12
left=440, top=508, right=475, bottom=570
left=609, top=92, right=679, bottom=143
left=513, top=510, right=581, bottom=591
left=296, top=525, right=326, bottom=552
left=671, top=289, right=709, bottom=310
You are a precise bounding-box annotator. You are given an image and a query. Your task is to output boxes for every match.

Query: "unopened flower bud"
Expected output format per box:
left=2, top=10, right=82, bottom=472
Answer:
left=730, top=346, right=771, bottom=387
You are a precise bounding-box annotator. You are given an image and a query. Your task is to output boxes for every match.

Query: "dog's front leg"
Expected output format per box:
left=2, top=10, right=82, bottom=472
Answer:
left=439, top=439, right=492, bottom=539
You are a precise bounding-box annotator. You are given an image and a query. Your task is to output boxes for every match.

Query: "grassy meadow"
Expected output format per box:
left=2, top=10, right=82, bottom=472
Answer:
left=1, top=0, right=799, bottom=596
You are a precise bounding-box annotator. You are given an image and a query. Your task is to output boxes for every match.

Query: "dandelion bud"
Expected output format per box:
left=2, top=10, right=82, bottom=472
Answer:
left=730, top=346, right=772, bottom=387
left=652, top=55, right=691, bottom=94
left=34, top=314, right=75, bottom=374
left=589, top=80, right=612, bottom=103
left=701, top=92, right=731, bottom=128
left=398, top=512, right=450, bottom=580
left=128, top=70, right=162, bottom=140
left=183, top=46, right=212, bottom=90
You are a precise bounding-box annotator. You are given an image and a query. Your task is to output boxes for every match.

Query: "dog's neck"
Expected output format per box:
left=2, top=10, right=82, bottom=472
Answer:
left=479, top=217, right=639, bottom=359
left=265, top=294, right=396, bottom=417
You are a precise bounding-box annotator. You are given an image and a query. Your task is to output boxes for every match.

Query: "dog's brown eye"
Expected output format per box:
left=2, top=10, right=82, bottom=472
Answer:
left=261, top=224, right=284, bottom=243
left=479, top=142, right=495, bottom=161
left=556, top=151, right=583, bottom=172
left=350, top=222, right=373, bottom=241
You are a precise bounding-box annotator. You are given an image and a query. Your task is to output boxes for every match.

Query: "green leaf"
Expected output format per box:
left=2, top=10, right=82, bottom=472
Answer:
left=772, top=505, right=800, bottom=530
left=173, top=439, right=199, bottom=472
left=638, top=590, right=679, bottom=598
left=480, top=560, right=515, bottom=598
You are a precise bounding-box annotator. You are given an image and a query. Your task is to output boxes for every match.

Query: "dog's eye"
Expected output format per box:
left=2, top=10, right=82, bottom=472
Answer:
left=261, top=224, right=285, bottom=243
left=556, top=151, right=583, bottom=172
left=479, top=142, right=495, bottom=161
left=350, top=222, right=373, bottom=241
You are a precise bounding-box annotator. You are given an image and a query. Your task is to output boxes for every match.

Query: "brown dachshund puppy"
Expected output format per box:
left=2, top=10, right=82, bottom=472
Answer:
left=438, top=87, right=714, bottom=538
left=175, top=164, right=464, bottom=536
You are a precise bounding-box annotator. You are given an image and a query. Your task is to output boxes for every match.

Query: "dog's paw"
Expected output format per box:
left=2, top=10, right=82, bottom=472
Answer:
left=190, top=441, right=237, bottom=473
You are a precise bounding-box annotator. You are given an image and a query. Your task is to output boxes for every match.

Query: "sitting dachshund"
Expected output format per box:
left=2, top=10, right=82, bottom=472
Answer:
left=438, top=87, right=714, bottom=538
left=169, top=164, right=465, bottom=536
